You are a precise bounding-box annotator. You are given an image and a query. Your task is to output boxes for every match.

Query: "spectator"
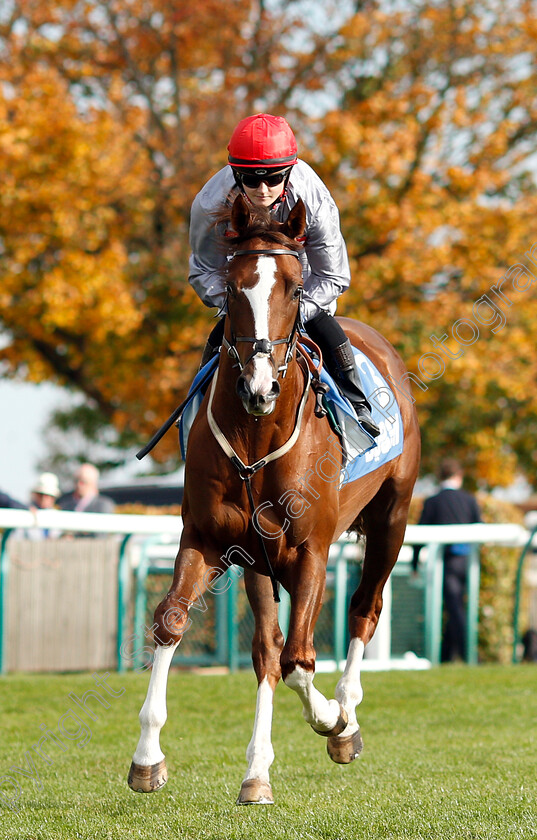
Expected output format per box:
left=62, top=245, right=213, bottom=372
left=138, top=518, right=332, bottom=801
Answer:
left=19, top=472, right=62, bottom=540
left=412, top=459, right=481, bottom=662
left=30, top=472, right=61, bottom=511
left=59, top=463, right=115, bottom=514
left=522, top=628, right=537, bottom=662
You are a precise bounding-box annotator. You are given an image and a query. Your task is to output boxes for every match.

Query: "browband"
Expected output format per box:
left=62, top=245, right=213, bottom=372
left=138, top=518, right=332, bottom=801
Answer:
left=229, top=248, right=301, bottom=260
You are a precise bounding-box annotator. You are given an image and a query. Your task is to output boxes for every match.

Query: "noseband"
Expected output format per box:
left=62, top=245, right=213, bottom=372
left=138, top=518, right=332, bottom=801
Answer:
left=223, top=247, right=303, bottom=378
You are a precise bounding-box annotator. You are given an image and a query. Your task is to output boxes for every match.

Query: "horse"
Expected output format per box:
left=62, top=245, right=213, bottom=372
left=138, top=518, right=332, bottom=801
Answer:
left=128, top=194, right=420, bottom=804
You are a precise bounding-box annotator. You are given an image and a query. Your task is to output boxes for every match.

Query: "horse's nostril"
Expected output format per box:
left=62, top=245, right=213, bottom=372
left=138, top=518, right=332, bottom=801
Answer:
left=236, top=376, right=250, bottom=400
left=236, top=373, right=280, bottom=411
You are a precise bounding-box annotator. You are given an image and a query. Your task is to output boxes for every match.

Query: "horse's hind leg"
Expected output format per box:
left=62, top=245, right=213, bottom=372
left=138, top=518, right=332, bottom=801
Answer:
left=237, top=569, right=284, bottom=806
left=329, top=479, right=413, bottom=764
left=281, top=546, right=348, bottom=736
left=128, top=532, right=210, bottom=792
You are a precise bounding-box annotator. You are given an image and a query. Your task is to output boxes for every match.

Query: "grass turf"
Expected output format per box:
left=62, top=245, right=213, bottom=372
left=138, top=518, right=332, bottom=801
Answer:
left=0, top=666, right=535, bottom=839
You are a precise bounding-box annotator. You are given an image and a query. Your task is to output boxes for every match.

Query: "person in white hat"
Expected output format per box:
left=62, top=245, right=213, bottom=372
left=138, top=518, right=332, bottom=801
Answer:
left=22, top=472, right=62, bottom=540
left=31, top=472, right=61, bottom=510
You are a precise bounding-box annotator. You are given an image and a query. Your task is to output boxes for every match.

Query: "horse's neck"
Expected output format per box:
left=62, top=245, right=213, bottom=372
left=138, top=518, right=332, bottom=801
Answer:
left=210, top=356, right=306, bottom=459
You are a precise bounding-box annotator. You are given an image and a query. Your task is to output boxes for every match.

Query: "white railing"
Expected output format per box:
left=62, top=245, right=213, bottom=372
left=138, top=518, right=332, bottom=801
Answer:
left=0, top=508, right=183, bottom=537
left=1, top=509, right=533, bottom=672
left=0, top=509, right=529, bottom=544
left=404, top=522, right=527, bottom=546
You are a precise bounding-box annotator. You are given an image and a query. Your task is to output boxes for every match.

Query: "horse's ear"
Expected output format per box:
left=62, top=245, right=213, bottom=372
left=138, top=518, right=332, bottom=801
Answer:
left=231, top=193, right=251, bottom=236
left=283, top=198, right=306, bottom=240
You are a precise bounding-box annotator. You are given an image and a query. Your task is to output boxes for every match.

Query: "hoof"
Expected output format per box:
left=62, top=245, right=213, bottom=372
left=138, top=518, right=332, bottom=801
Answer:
left=236, top=778, right=274, bottom=805
left=128, top=759, right=168, bottom=792
left=311, top=704, right=348, bottom=737
left=327, top=728, right=363, bottom=764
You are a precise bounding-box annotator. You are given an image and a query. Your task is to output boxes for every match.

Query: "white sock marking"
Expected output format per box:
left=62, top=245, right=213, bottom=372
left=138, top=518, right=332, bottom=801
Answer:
left=284, top=666, right=340, bottom=730
left=335, top=638, right=365, bottom=734
left=243, top=676, right=275, bottom=784
left=132, top=643, right=179, bottom=766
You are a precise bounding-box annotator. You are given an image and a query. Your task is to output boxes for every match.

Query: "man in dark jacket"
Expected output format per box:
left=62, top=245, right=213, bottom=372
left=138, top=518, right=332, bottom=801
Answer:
left=0, top=489, right=27, bottom=509
left=59, top=463, right=115, bottom=514
left=413, top=459, right=481, bottom=662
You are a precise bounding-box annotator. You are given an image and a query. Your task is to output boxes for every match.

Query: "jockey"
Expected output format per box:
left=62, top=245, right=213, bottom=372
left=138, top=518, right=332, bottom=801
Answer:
left=189, top=113, right=380, bottom=437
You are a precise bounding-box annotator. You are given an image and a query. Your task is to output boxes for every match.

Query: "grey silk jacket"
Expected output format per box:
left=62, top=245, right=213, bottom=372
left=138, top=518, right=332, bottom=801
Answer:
left=188, top=160, right=351, bottom=323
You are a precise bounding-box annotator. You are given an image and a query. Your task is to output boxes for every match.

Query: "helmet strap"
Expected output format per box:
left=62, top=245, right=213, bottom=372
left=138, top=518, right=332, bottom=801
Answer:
left=232, top=169, right=245, bottom=194
left=268, top=169, right=292, bottom=211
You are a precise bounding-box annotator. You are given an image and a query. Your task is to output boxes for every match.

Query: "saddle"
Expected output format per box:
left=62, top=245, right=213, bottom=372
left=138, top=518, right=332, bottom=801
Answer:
left=178, top=339, right=403, bottom=487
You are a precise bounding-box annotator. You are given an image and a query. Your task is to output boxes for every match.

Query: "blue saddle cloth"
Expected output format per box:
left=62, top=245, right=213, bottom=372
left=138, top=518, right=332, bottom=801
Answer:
left=179, top=346, right=403, bottom=487
left=318, top=347, right=404, bottom=486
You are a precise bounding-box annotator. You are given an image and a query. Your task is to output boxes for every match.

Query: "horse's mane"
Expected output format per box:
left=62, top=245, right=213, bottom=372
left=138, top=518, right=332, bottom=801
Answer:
left=215, top=204, right=303, bottom=254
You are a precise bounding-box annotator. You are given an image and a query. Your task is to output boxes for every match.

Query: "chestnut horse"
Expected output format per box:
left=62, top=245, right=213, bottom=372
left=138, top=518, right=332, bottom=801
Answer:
left=128, top=195, right=420, bottom=804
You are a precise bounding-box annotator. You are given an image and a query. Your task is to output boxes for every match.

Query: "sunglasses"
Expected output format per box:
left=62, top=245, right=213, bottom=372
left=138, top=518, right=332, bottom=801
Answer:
left=236, top=169, right=290, bottom=189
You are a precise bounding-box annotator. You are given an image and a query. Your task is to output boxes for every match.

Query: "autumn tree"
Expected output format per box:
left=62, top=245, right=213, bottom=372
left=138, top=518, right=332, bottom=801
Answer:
left=0, top=0, right=327, bottom=468
left=2, top=0, right=537, bottom=487
left=310, top=0, right=537, bottom=486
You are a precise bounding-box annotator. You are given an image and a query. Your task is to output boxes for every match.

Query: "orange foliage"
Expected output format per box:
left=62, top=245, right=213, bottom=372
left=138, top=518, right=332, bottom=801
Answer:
left=1, top=0, right=537, bottom=486
left=307, top=0, right=537, bottom=487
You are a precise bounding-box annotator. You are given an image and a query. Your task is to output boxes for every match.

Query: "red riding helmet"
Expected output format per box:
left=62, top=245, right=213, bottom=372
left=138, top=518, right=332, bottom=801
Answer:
left=227, top=114, right=298, bottom=169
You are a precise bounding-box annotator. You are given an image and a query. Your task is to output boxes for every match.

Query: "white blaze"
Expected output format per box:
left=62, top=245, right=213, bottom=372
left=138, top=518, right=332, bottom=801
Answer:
left=242, top=257, right=277, bottom=396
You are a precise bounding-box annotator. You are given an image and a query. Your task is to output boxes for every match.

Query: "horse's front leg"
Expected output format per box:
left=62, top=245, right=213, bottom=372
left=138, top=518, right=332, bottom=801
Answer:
left=128, top=526, right=212, bottom=793
left=281, top=547, right=348, bottom=737
left=237, top=569, right=284, bottom=806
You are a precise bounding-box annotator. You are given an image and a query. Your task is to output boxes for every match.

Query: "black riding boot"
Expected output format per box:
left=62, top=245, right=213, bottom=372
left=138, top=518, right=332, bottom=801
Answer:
left=199, top=318, right=225, bottom=370
left=330, top=338, right=380, bottom=436
left=305, top=311, right=380, bottom=438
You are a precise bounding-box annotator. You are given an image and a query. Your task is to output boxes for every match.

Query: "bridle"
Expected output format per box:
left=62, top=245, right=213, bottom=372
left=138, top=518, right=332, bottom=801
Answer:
left=212, top=245, right=306, bottom=603
left=137, top=244, right=320, bottom=603
left=222, top=247, right=303, bottom=378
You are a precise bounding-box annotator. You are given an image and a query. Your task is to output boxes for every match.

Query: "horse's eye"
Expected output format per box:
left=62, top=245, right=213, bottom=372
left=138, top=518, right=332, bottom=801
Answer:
left=292, top=286, right=302, bottom=300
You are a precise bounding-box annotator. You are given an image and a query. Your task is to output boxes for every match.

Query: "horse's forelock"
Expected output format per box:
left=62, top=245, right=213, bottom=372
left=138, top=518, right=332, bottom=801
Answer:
left=215, top=206, right=303, bottom=254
